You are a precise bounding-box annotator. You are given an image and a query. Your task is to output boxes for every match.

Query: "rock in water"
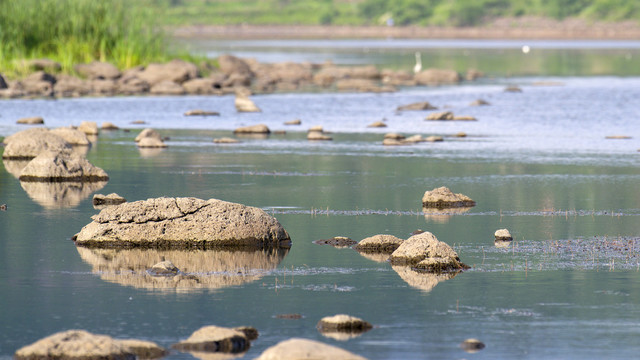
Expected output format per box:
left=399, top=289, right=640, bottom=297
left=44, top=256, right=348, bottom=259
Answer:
left=73, top=197, right=291, bottom=249
left=14, top=330, right=136, bottom=360
left=389, top=231, right=469, bottom=273
left=317, top=314, right=373, bottom=333
left=172, top=325, right=249, bottom=353
left=494, top=228, right=513, bottom=241
left=353, top=234, right=404, bottom=254
left=254, top=338, right=368, bottom=360
left=18, top=149, right=109, bottom=182
left=235, top=96, right=261, bottom=112
left=422, top=186, right=475, bottom=208
left=2, top=128, right=71, bottom=160
left=92, top=193, right=127, bottom=206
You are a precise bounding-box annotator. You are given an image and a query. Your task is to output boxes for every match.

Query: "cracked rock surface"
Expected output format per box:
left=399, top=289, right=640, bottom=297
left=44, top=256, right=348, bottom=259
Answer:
left=73, top=197, right=291, bottom=249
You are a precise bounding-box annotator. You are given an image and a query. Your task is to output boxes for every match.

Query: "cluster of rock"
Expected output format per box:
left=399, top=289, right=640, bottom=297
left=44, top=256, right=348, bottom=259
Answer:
left=72, top=197, right=291, bottom=249
left=0, top=55, right=483, bottom=99
left=1, top=126, right=108, bottom=182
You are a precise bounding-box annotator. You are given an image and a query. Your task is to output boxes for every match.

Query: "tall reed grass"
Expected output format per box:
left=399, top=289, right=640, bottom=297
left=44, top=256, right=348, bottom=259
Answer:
left=0, top=0, right=168, bottom=76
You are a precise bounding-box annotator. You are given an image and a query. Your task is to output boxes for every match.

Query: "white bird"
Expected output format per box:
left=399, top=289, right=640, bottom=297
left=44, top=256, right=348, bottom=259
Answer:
left=413, top=52, right=422, bottom=74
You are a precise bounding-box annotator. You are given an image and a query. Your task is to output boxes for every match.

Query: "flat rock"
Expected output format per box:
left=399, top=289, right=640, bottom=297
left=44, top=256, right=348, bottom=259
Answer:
left=389, top=231, right=469, bottom=272
left=382, top=138, right=405, bottom=146
left=453, top=115, right=477, bottom=121
left=383, top=133, right=405, bottom=140
left=404, top=135, right=425, bottom=143
left=213, top=137, right=240, bottom=144
left=235, top=96, right=261, bottom=112
left=72, top=197, right=291, bottom=249
left=14, top=329, right=136, bottom=360
left=425, top=111, right=454, bottom=121
left=425, top=136, right=444, bottom=142
left=172, top=325, right=249, bottom=353
left=422, top=186, right=475, bottom=208
left=16, top=116, right=44, bottom=125
left=233, top=124, right=270, bottom=134
left=396, top=101, right=437, bottom=111
left=317, top=314, right=373, bottom=333
left=18, top=149, right=109, bottom=182
left=354, top=234, right=404, bottom=254
left=50, top=127, right=91, bottom=146
left=92, top=193, right=127, bottom=206
left=494, top=228, right=513, bottom=241
left=184, top=109, right=220, bottom=116
left=255, top=338, right=368, bottom=360
left=284, top=119, right=301, bottom=125
left=505, top=85, right=522, bottom=92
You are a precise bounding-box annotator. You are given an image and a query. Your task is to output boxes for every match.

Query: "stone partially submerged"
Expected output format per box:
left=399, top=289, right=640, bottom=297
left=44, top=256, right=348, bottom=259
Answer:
left=172, top=325, right=250, bottom=354
left=422, top=186, right=476, bottom=209
left=389, top=232, right=469, bottom=273
left=14, top=329, right=166, bottom=360
left=18, top=149, right=109, bottom=182
left=317, top=314, right=373, bottom=334
left=2, top=128, right=71, bottom=160
left=353, top=234, right=404, bottom=254
left=255, top=338, right=368, bottom=360
left=73, top=197, right=291, bottom=249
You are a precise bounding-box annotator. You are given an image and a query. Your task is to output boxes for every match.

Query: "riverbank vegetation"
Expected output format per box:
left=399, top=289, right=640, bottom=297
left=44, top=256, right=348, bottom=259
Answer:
left=146, top=0, right=639, bottom=26
left=0, top=0, right=169, bottom=76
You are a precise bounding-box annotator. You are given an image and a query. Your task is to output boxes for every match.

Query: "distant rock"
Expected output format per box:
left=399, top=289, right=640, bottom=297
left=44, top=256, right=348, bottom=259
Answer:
left=235, top=96, right=261, bottom=112
left=425, top=136, right=444, bottom=142
left=73, top=197, right=291, bottom=249
left=27, top=58, right=62, bottom=72
left=422, top=186, right=475, bottom=208
left=50, top=127, right=91, bottom=146
left=18, top=149, right=109, bottom=182
left=138, top=59, right=198, bottom=86
left=16, top=116, right=44, bottom=125
left=308, top=125, right=324, bottom=133
left=465, top=69, right=484, bottom=81
left=382, top=138, right=405, bottom=146
left=101, top=122, right=119, bottom=130
left=92, top=193, right=126, bottom=206
left=383, top=133, right=405, bottom=141
left=415, top=68, right=461, bottom=86
left=390, top=231, right=469, bottom=273
left=184, top=109, right=220, bottom=116
left=75, top=61, right=121, bottom=80
left=135, top=128, right=162, bottom=142
left=354, top=234, right=404, bottom=254
left=460, top=338, right=485, bottom=353
left=172, top=325, right=250, bottom=353
left=254, top=338, right=368, bottom=360
left=2, top=128, right=71, bottom=160
left=367, top=120, right=387, bottom=128
left=605, top=135, right=632, bottom=139
left=425, top=111, right=454, bottom=121
left=404, top=135, right=425, bottom=143
left=284, top=119, right=302, bottom=125
left=137, top=137, right=167, bottom=148
left=396, top=101, right=437, bottom=111
left=453, top=115, right=477, bottom=121
left=505, top=85, right=522, bottom=92
left=118, top=339, right=168, bottom=359
left=148, top=260, right=180, bottom=276
left=78, top=121, right=99, bottom=135
left=218, top=54, right=253, bottom=76
left=469, top=99, right=490, bottom=106
left=494, top=229, right=513, bottom=241
left=150, top=80, right=185, bottom=95
left=233, top=124, right=270, bottom=134
left=317, top=314, right=373, bottom=338
left=454, top=132, right=467, bottom=137
left=307, top=131, right=333, bottom=141
left=313, top=236, right=356, bottom=248
left=213, top=137, right=240, bottom=144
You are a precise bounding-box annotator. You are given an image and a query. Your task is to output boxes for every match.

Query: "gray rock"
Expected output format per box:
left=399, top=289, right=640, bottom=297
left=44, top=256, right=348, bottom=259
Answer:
left=75, top=61, right=121, bottom=80
left=90, top=79, right=117, bottom=96
left=255, top=338, right=368, bottom=360
left=172, top=325, right=249, bottom=353
left=218, top=54, right=253, bottom=76
left=18, top=149, right=109, bottom=182
left=354, top=234, right=404, bottom=254
left=389, top=231, right=469, bottom=273
left=72, top=197, right=291, bottom=249
left=422, top=186, right=475, bottom=208
left=54, top=75, right=92, bottom=97
left=233, top=124, right=270, bottom=134
left=138, top=60, right=198, bottom=86
left=182, top=78, right=222, bottom=95
left=2, top=128, right=71, bottom=160
left=397, top=101, right=437, bottom=111
left=14, top=329, right=136, bottom=360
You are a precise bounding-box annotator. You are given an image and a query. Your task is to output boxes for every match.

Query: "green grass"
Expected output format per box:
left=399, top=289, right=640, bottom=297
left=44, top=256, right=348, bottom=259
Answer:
left=0, top=0, right=170, bottom=77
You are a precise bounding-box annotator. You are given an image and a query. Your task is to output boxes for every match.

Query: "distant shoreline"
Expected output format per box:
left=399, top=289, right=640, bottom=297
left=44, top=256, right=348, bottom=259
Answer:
left=172, top=18, right=640, bottom=40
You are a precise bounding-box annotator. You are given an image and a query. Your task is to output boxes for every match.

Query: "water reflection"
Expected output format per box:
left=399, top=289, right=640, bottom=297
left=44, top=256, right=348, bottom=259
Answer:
left=2, top=159, right=30, bottom=178
left=138, top=147, right=166, bottom=158
left=76, top=248, right=288, bottom=292
left=20, top=181, right=107, bottom=209
left=392, top=266, right=459, bottom=293
left=423, top=206, right=473, bottom=224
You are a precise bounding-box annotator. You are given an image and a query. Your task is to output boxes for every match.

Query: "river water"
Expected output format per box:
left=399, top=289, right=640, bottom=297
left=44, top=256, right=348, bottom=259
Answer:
left=1, top=40, right=640, bottom=359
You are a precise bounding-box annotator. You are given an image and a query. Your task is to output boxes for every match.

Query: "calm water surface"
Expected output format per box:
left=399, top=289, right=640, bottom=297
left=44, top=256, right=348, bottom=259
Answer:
left=1, top=44, right=640, bottom=359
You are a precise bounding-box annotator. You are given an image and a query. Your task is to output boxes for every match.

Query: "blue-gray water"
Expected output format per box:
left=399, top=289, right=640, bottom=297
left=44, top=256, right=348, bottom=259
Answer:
left=1, top=43, right=640, bottom=359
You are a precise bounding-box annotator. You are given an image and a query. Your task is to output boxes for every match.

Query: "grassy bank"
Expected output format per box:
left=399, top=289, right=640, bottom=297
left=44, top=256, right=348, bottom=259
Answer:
left=0, top=0, right=169, bottom=76
left=146, top=0, right=640, bottom=27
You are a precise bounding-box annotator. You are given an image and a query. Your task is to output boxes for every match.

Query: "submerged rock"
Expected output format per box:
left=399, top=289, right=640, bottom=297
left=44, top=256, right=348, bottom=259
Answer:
left=73, top=197, right=291, bottom=249
left=284, top=119, right=301, bottom=125
left=313, top=236, right=356, bottom=248
left=233, top=124, right=270, bottom=134
left=389, top=231, right=469, bottom=273
left=425, top=111, right=454, bottom=121
left=460, top=338, right=485, bottom=353
left=184, top=109, right=220, bottom=116
left=18, top=149, right=109, bottom=182
left=255, top=338, right=368, bottom=360
left=16, top=116, right=44, bottom=125
left=353, top=234, right=404, bottom=254
left=213, top=137, right=241, bottom=144
left=396, top=101, right=437, bottom=111
left=92, top=193, right=127, bottom=207
left=172, top=325, right=249, bottom=353
left=422, top=186, right=475, bottom=208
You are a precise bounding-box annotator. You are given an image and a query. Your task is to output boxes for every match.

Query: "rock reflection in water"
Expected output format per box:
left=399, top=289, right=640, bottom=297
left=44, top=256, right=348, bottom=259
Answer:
left=76, top=247, right=288, bottom=292
left=423, top=206, right=473, bottom=224
left=392, top=266, right=459, bottom=293
left=2, top=159, right=31, bottom=178
left=20, top=181, right=107, bottom=209
left=138, top=147, right=166, bottom=158
left=356, top=252, right=390, bottom=263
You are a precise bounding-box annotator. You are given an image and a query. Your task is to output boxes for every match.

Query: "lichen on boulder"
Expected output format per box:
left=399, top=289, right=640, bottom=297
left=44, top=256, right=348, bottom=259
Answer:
left=389, top=231, right=469, bottom=273
left=422, top=186, right=475, bottom=209
left=73, top=197, right=291, bottom=249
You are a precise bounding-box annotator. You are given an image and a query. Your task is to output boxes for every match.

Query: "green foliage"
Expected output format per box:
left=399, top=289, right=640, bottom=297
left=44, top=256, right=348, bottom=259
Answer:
left=0, top=0, right=168, bottom=75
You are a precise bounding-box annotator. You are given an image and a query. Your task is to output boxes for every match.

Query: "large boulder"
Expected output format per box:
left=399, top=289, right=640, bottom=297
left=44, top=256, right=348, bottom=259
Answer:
left=389, top=232, right=469, bottom=272
left=172, top=325, right=250, bottom=354
left=75, top=61, right=121, bottom=80
left=354, top=234, right=404, bottom=254
left=422, top=186, right=475, bottom=208
left=18, top=149, right=109, bottom=182
left=50, top=127, right=91, bottom=146
left=14, top=330, right=136, bottom=360
left=233, top=124, right=270, bottom=134
left=414, top=68, right=461, bottom=86
left=72, top=197, right=291, bottom=249
left=2, top=128, right=71, bottom=160
left=255, top=338, right=368, bottom=360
